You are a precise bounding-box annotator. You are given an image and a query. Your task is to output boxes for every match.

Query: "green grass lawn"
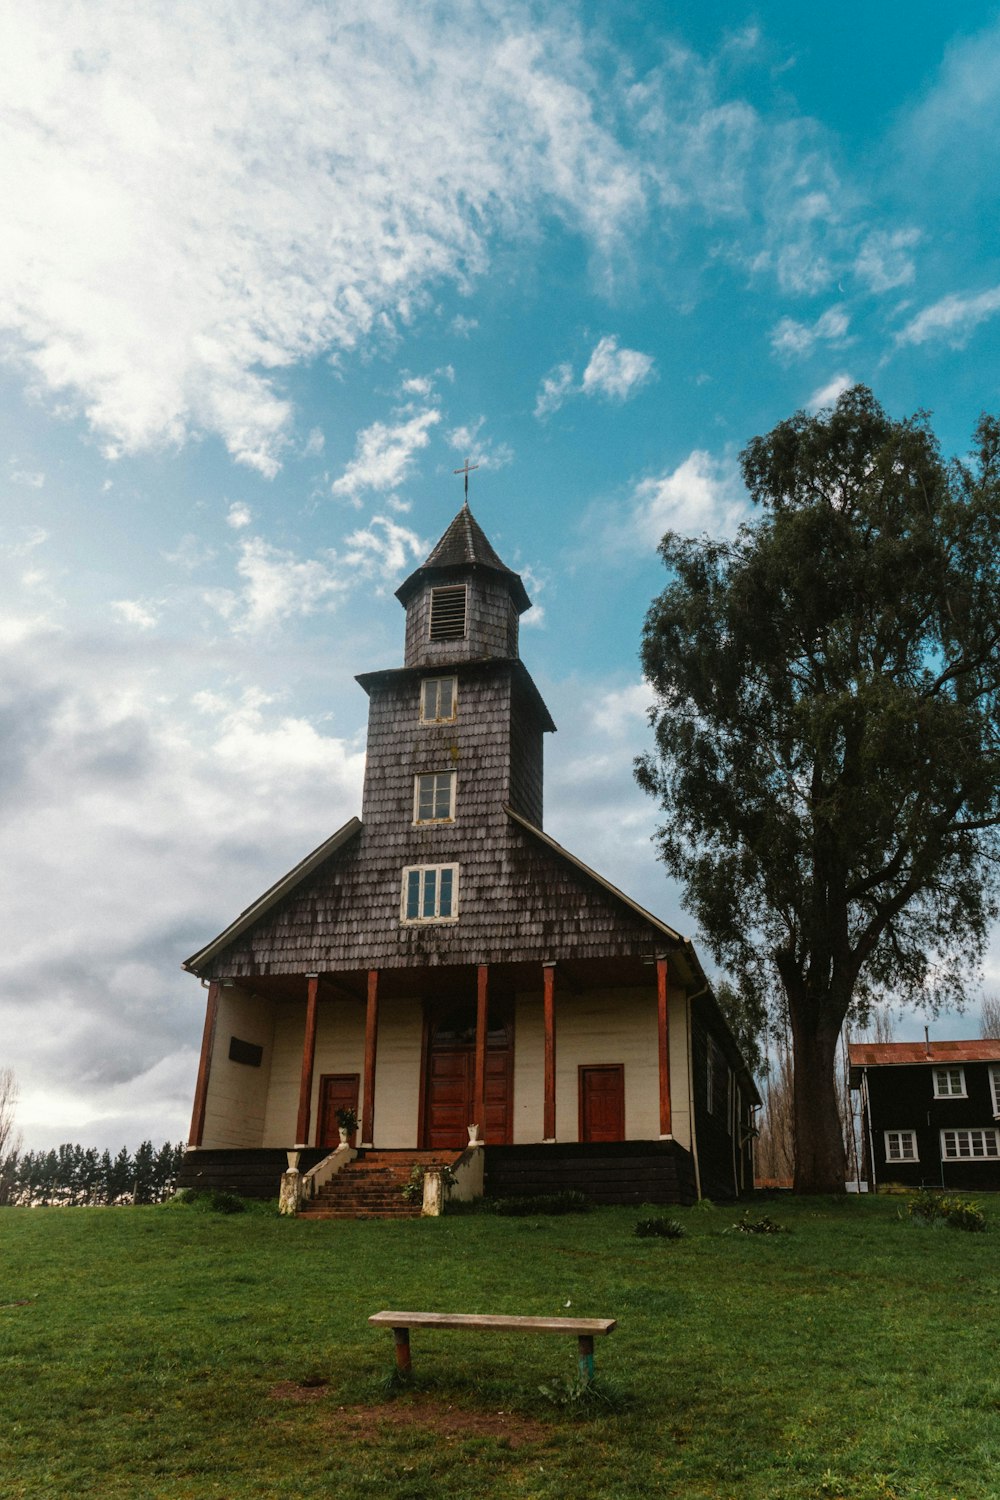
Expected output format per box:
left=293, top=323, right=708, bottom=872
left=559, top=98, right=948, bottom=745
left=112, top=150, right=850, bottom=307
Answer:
left=1, top=1194, right=998, bottom=1499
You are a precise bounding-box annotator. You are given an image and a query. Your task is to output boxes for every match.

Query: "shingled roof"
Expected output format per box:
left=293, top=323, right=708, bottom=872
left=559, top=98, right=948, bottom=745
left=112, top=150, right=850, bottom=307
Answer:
left=396, top=503, right=531, bottom=612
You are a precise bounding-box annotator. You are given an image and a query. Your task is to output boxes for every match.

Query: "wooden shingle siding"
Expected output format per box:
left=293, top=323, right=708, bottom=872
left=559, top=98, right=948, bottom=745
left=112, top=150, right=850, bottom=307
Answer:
left=405, top=571, right=516, bottom=667
left=204, top=810, right=672, bottom=978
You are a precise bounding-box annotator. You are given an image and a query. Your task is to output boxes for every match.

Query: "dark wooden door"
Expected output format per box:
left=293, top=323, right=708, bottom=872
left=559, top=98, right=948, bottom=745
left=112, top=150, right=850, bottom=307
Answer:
left=318, top=1073, right=360, bottom=1148
left=579, top=1065, right=625, bottom=1143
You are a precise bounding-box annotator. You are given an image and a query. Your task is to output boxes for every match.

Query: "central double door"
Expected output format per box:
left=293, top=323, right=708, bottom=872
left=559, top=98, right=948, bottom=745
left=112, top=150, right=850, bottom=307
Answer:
left=424, top=1010, right=512, bottom=1149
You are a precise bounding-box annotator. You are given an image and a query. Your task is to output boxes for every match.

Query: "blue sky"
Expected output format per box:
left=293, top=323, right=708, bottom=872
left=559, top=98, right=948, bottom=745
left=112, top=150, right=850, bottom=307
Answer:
left=2, top=1, right=999, bottom=1150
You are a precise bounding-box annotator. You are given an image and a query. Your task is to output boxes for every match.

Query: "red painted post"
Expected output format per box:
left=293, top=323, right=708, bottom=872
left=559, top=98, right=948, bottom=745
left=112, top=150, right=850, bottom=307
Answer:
left=188, top=980, right=220, bottom=1147
left=393, top=1327, right=412, bottom=1375
left=656, top=956, right=672, bottom=1138
left=362, top=969, right=379, bottom=1146
left=543, top=962, right=556, bottom=1142
left=295, top=974, right=320, bottom=1147
left=473, top=964, right=488, bottom=1137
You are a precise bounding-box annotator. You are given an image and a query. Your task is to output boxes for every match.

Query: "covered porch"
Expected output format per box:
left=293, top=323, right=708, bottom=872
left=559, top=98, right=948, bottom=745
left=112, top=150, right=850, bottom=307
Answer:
left=187, top=954, right=692, bottom=1157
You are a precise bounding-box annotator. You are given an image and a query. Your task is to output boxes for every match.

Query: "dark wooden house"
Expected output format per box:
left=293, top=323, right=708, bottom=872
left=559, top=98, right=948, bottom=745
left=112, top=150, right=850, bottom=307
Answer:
left=850, top=1040, right=1000, bottom=1192
left=180, top=501, right=759, bottom=1205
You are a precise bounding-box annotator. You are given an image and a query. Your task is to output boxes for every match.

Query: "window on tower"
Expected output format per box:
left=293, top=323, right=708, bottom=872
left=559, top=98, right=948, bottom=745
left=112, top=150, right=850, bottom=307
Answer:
left=413, top=771, right=456, bottom=824
left=400, top=864, right=459, bottom=923
left=420, top=676, right=457, bottom=722
left=429, top=585, right=467, bottom=640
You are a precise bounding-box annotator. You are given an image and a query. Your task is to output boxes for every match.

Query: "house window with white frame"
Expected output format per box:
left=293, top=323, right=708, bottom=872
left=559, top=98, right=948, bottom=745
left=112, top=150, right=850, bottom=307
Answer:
left=940, top=1127, right=1000, bottom=1160
left=420, top=676, right=457, bottom=723
left=884, top=1129, right=919, bottom=1163
left=933, top=1066, right=967, bottom=1098
left=413, top=771, right=456, bottom=824
left=401, top=863, right=459, bottom=923
left=989, top=1064, right=1000, bottom=1118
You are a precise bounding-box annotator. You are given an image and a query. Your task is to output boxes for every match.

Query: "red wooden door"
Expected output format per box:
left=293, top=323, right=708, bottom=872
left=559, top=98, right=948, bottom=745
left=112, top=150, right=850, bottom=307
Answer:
left=425, top=1050, right=474, bottom=1150
left=579, top=1065, right=625, bottom=1142
left=318, top=1074, right=360, bottom=1148
left=424, top=1011, right=512, bottom=1148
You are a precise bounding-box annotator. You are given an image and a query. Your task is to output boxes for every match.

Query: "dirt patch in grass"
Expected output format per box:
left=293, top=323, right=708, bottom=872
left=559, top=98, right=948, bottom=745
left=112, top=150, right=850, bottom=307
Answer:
left=269, top=1380, right=330, bottom=1403
left=270, top=1387, right=552, bottom=1447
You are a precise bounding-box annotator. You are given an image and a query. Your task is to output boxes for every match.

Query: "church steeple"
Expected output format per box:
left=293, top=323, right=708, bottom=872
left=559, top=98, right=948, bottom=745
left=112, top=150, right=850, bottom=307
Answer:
left=395, top=504, right=531, bottom=668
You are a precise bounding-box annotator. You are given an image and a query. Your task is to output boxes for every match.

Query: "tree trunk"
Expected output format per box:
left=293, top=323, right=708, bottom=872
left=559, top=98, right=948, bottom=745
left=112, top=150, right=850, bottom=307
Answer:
left=789, top=1009, right=847, bottom=1194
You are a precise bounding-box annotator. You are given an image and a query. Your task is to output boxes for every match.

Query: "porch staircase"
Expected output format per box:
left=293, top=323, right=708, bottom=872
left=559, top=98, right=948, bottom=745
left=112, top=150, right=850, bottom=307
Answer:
left=297, top=1149, right=458, bottom=1220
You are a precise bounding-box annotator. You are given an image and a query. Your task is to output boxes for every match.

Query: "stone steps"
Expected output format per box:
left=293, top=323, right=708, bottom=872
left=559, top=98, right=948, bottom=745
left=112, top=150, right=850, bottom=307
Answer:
left=297, top=1148, right=459, bottom=1220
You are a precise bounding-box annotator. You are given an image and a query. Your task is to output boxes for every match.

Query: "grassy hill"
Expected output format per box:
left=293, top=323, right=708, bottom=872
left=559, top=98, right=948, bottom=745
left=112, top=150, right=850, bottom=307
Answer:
left=1, top=1194, right=997, bottom=1498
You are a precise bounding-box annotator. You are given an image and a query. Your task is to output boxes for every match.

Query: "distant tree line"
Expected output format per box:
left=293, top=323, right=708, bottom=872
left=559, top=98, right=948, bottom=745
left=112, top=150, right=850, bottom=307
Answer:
left=0, top=1140, right=185, bottom=1207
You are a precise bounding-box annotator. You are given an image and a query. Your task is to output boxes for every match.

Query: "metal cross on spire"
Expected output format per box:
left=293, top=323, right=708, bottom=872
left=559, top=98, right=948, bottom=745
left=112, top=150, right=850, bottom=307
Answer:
left=453, top=458, right=479, bottom=506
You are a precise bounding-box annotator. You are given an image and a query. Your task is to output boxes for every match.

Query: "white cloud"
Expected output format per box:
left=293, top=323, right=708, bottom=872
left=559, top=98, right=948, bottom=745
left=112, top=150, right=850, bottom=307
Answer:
left=590, top=681, right=655, bottom=736
left=0, top=1, right=642, bottom=475
left=632, top=450, right=748, bottom=546
left=303, top=427, right=325, bottom=457
left=162, top=534, right=216, bottom=571
left=445, top=416, right=514, bottom=470
left=534, top=362, right=576, bottom=419
left=854, top=228, right=919, bottom=293
left=400, top=376, right=434, bottom=397
left=451, top=314, right=478, bottom=337
left=0, top=610, right=365, bottom=1147
left=10, top=469, right=45, bottom=489
left=770, top=304, right=850, bottom=360
left=112, top=598, right=160, bottom=631
left=580, top=335, right=655, bottom=401
left=332, top=408, right=441, bottom=503
left=213, top=536, right=347, bottom=632
left=226, top=502, right=252, bottom=529
left=896, top=286, right=1000, bottom=349
left=807, top=373, right=853, bottom=411
left=2, top=525, right=49, bottom=559
left=341, top=516, right=425, bottom=580
left=535, top=336, right=654, bottom=418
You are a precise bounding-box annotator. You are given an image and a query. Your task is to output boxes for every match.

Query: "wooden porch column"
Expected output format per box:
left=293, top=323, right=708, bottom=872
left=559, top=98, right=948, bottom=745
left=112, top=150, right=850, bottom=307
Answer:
left=473, top=964, right=489, bottom=1137
left=295, top=974, right=320, bottom=1147
left=361, top=968, right=379, bottom=1147
left=188, top=980, right=221, bottom=1147
left=543, top=962, right=556, bottom=1142
left=656, top=956, right=672, bottom=1139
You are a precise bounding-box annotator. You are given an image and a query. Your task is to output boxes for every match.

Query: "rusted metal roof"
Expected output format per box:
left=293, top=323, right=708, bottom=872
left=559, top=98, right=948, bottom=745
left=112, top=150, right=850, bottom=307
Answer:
left=849, top=1039, right=1000, bottom=1066
left=395, top=503, right=531, bottom=612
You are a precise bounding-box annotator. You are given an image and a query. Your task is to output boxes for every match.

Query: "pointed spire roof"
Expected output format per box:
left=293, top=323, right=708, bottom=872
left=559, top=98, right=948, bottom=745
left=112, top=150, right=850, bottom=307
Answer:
left=395, top=503, right=531, bottom=612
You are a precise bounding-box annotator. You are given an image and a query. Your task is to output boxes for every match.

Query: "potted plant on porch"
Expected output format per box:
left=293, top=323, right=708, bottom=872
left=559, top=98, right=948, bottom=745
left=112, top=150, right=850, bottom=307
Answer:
left=335, top=1107, right=358, bottom=1146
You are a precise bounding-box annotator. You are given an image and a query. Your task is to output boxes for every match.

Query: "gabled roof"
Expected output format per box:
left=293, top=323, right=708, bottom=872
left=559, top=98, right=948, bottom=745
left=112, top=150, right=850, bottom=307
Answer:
left=849, top=1039, right=1000, bottom=1067
left=504, top=805, right=686, bottom=948
left=395, top=503, right=531, bottom=612
left=182, top=817, right=361, bottom=975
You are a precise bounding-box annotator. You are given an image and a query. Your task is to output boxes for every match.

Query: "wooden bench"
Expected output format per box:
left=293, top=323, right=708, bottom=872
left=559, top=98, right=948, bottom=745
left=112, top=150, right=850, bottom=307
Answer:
left=368, top=1309, right=617, bottom=1384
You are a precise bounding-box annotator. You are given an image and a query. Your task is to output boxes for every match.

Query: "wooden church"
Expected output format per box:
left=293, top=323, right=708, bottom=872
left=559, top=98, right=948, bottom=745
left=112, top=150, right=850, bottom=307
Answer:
left=179, top=499, right=759, bottom=1208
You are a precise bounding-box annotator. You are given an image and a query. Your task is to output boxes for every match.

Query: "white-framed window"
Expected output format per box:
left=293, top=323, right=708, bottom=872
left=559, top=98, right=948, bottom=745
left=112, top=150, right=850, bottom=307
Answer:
left=413, top=771, right=456, bottom=824
left=420, top=676, right=457, bottom=723
left=400, top=864, right=459, bottom=923
left=429, top=585, right=467, bottom=641
left=884, top=1129, right=919, bottom=1163
left=940, top=1127, right=1000, bottom=1161
left=933, top=1066, right=967, bottom=1098
left=989, top=1065, right=1000, bottom=1118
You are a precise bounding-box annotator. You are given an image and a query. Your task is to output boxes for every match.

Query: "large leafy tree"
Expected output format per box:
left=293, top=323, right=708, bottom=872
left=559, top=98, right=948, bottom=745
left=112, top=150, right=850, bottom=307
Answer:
left=637, top=387, right=1000, bottom=1193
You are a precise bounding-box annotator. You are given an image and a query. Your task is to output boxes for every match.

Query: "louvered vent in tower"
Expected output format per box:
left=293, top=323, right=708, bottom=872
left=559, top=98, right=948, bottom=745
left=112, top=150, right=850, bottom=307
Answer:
left=429, top=584, right=467, bottom=640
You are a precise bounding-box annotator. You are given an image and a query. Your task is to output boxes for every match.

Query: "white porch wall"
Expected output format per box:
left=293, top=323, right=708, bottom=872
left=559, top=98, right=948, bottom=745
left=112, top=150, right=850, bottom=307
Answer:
left=372, top=996, right=423, bottom=1147
left=262, top=999, right=303, bottom=1146
left=512, top=985, right=692, bottom=1149
left=202, top=986, right=275, bottom=1148
left=231, top=983, right=694, bottom=1150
